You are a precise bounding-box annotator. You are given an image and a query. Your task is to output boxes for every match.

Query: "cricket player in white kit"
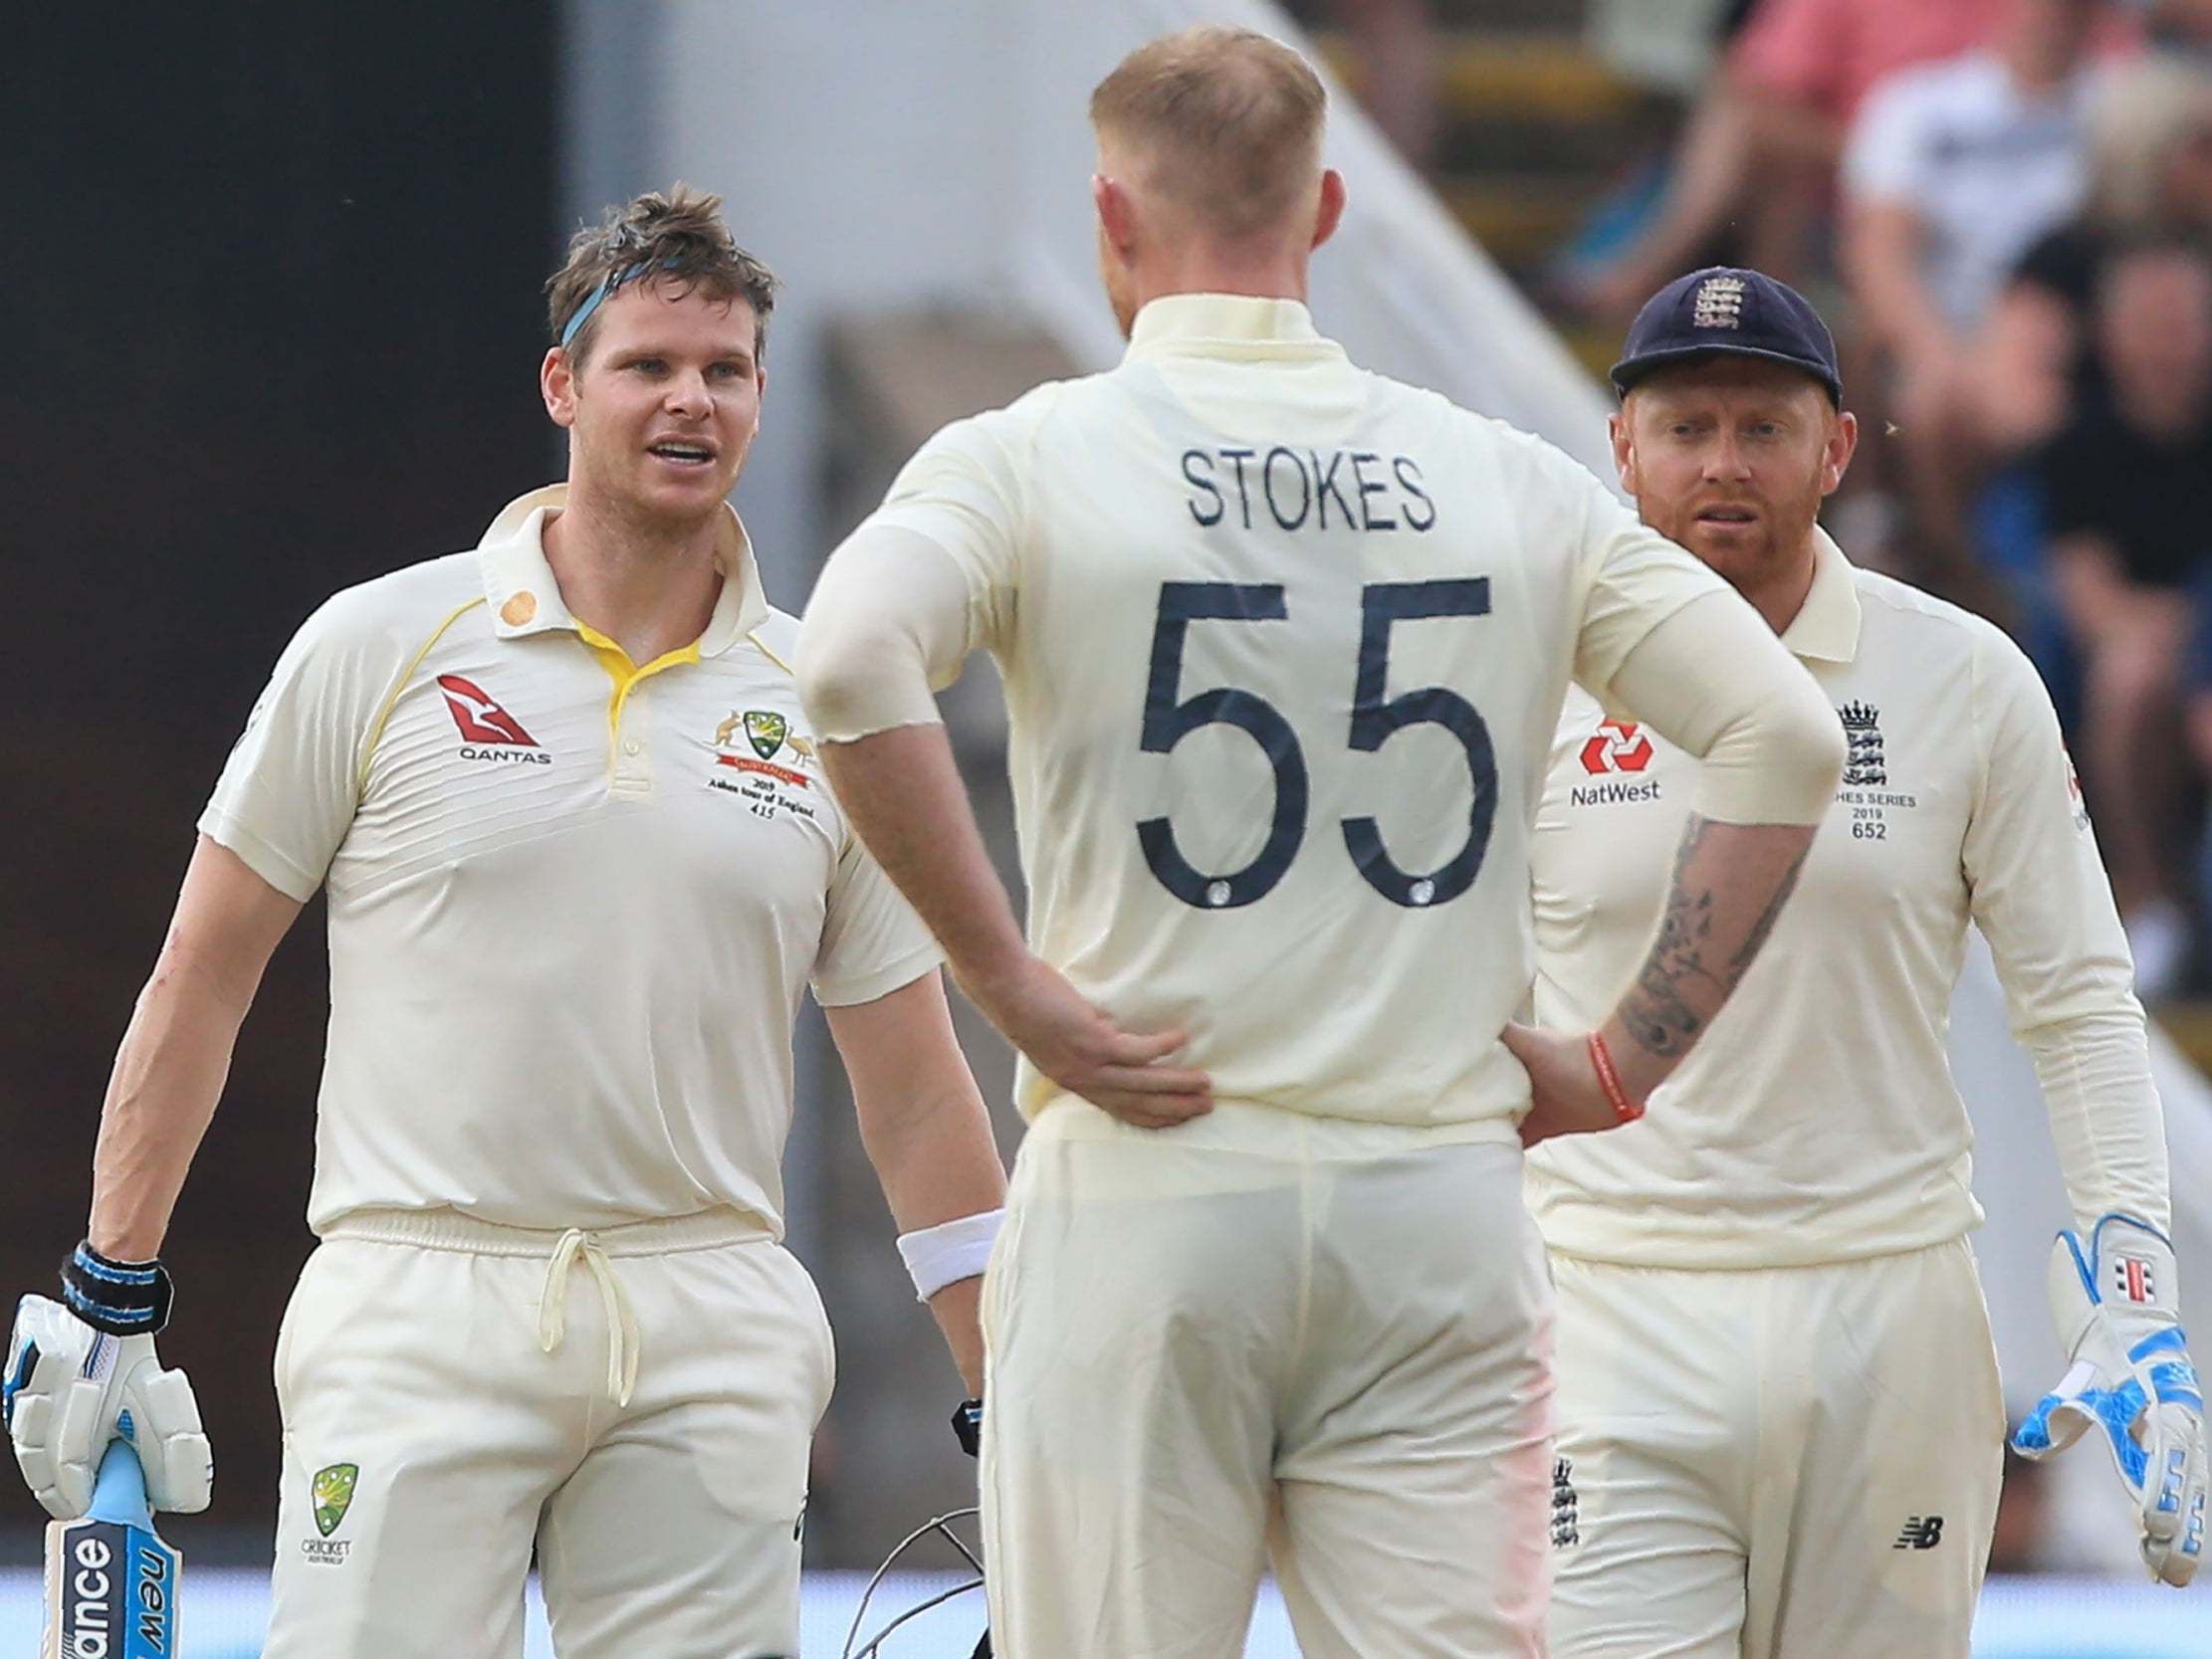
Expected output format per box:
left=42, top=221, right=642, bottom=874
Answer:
left=3, top=189, right=1006, bottom=1659
left=1529, top=267, right=2207, bottom=1658
left=796, top=29, right=1848, bottom=1658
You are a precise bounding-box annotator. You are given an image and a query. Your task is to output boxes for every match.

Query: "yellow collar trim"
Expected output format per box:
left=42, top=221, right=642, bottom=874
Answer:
left=474, top=484, right=770, bottom=655
left=572, top=620, right=702, bottom=747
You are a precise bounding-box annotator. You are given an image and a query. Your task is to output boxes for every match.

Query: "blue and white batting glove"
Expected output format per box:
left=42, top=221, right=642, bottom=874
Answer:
left=2013, top=1214, right=2206, bottom=1586
left=6, top=1246, right=213, bottom=1520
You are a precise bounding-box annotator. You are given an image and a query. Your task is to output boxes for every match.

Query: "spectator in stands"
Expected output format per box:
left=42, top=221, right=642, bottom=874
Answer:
left=2152, top=0, right=2212, bottom=57
left=1915, top=58, right=2212, bottom=657
left=2038, top=239, right=2212, bottom=994
left=1956, top=54, right=2212, bottom=520
left=2186, top=590, right=2212, bottom=974
left=1840, top=0, right=2121, bottom=603
left=1568, top=0, right=2004, bottom=317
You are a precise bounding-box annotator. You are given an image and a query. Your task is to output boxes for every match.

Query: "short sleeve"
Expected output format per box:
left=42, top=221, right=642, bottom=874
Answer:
left=196, top=594, right=392, bottom=902
left=862, top=409, right=1031, bottom=658
left=811, top=831, right=945, bottom=1008
left=1513, top=437, right=1733, bottom=696
left=1841, top=72, right=1933, bottom=206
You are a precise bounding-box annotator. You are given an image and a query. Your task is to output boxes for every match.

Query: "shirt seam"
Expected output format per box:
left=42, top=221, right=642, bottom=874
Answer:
left=356, top=597, right=490, bottom=798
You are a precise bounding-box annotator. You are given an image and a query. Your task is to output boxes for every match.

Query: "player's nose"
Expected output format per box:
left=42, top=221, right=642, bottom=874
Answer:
left=1700, top=434, right=1752, bottom=482
left=663, top=370, right=712, bottom=417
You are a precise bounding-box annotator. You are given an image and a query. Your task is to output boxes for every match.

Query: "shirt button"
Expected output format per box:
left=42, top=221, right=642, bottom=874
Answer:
left=622, top=738, right=641, bottom=756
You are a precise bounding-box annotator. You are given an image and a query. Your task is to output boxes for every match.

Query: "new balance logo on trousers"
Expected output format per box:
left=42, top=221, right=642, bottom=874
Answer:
left=1893, top=1515, right=1945, bottom=1551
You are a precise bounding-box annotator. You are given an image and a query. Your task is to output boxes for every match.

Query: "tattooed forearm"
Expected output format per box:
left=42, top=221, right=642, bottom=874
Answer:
left=1613, top=815, right=1816, bottom=1066
left=1726, top=841, right=1812, bottom=978
left=1619, top=817, right=1724, bottom=1057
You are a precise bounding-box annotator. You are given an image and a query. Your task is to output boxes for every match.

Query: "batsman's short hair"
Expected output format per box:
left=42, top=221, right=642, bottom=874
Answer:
left=1090, top=25, right=1328, bottom=240
left=546, top=184, right=777, bottom=370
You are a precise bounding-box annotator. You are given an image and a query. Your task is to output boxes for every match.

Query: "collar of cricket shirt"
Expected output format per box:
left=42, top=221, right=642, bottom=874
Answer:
left=474, top=484, right=769, bottom=656
left=1780, top=526, right=1862, bottom=665
left=1125, top=293, right=1345, bottom=362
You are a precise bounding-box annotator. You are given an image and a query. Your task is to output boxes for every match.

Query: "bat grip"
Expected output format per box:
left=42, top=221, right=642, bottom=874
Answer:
left=87, top=1437, right=153, bottom=1529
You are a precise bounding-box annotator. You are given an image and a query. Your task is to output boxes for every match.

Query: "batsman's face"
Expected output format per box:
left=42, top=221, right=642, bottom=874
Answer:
left=543, top=280, right=765, bottom=528
left=1613, top=359, right=1855, bottom=593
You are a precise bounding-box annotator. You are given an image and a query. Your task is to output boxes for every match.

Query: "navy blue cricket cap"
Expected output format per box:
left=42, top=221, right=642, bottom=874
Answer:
left=1610, top=267, right=1842, bottom=406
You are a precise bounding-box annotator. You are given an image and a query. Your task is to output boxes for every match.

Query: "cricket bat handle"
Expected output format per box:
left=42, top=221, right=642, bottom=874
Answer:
left=87, top=1438, right=153, bottom=1528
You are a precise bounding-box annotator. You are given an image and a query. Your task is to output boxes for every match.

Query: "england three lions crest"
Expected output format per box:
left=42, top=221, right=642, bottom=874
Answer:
left=1839, top=701, right=1884, bottom=787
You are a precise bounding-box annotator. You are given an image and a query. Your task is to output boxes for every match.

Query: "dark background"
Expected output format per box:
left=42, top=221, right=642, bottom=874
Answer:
left=4, top=4, right=558, bottom=1560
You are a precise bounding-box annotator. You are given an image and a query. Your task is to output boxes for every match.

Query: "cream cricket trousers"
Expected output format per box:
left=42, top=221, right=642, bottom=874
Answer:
left=263, top=1207, right=833, bottom=1659
left=981, top=1100, right=1553, bottom=1659
left=1547, top=1239, right=2005, bottom=1659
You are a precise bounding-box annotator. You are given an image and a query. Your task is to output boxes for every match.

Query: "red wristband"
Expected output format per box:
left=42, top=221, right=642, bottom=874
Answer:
left=1587, top=1031, right=1645, bottom=1124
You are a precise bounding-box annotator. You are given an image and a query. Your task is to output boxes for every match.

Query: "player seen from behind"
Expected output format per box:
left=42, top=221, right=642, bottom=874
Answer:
left=797, top=27, right=1847, bottom=1658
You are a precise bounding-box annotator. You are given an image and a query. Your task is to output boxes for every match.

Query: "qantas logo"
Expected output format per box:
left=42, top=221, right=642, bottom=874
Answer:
left=436, top=675, right=552, bottom=765
left=437, top=675, right=536, bottom=745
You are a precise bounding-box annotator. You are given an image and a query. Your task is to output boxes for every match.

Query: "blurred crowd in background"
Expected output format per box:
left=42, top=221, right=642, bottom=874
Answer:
left=1324, top=0, right=2212, bottom=1005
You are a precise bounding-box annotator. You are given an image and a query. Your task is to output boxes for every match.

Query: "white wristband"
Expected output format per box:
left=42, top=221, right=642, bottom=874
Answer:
left=896, top=1208, right=1004, bottom=1302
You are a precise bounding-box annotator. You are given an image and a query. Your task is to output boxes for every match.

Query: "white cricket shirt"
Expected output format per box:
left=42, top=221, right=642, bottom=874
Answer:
left=839, top=294, right=1757, bottom=1133
left=1527, top=533, right=2169, bottom=1267
left=1842, top=51, right=2101, bottom=330
left=200, top=487, right=940, bottom=1234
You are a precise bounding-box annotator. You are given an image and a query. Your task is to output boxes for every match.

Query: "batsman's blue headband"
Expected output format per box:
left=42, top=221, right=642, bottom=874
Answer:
left=559, top=258, right=684, bottom=348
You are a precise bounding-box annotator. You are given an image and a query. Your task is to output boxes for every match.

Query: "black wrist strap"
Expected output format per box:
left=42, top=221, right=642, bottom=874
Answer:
left=60, top=1241, right=174, bottom=1336
left=952, top=1397, right=984, bottom=1458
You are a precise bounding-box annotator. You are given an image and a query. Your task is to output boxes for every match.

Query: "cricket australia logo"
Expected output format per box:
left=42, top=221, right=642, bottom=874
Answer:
left=1840, top=701, right=1885, bottom=786
left=743, top=708, right=788, bottom=760
left=714, top=709, right=814, bottom=766
left=710, top=710, right=819, bottom=821
left=1691, top=275, right=1747, bottom=330
left=312, top=1463, right=356, bottom=1537
left=302, top=1461, right=358, bottom=1564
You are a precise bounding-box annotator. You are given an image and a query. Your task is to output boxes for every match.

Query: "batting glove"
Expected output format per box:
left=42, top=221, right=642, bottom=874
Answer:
left=6, top=1291, right=213, bottom=1520
left=2013, top=1213, right=2206, bottom=1585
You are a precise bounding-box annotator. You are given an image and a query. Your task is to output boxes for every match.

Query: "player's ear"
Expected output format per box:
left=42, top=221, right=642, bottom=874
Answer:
left=543, top=346, right=578, bottom=429
left=1093, top=173, right=1137, bottom=257
left=1821, top=408, right=1859, bottom=498
left=1312, top=168, right=1347, bottom=252
left=1609, top=407, right=1637, bottom=496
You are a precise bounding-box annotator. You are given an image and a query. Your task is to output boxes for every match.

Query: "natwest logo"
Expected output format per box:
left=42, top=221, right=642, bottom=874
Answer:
left=437, top=675, right=552, bottom=764
left=1580, top=720, right=1653, bottom=775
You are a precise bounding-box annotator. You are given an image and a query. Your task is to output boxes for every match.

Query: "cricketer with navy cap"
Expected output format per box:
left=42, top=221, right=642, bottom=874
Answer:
left=1526, top=266, right=2205, bottom=1656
